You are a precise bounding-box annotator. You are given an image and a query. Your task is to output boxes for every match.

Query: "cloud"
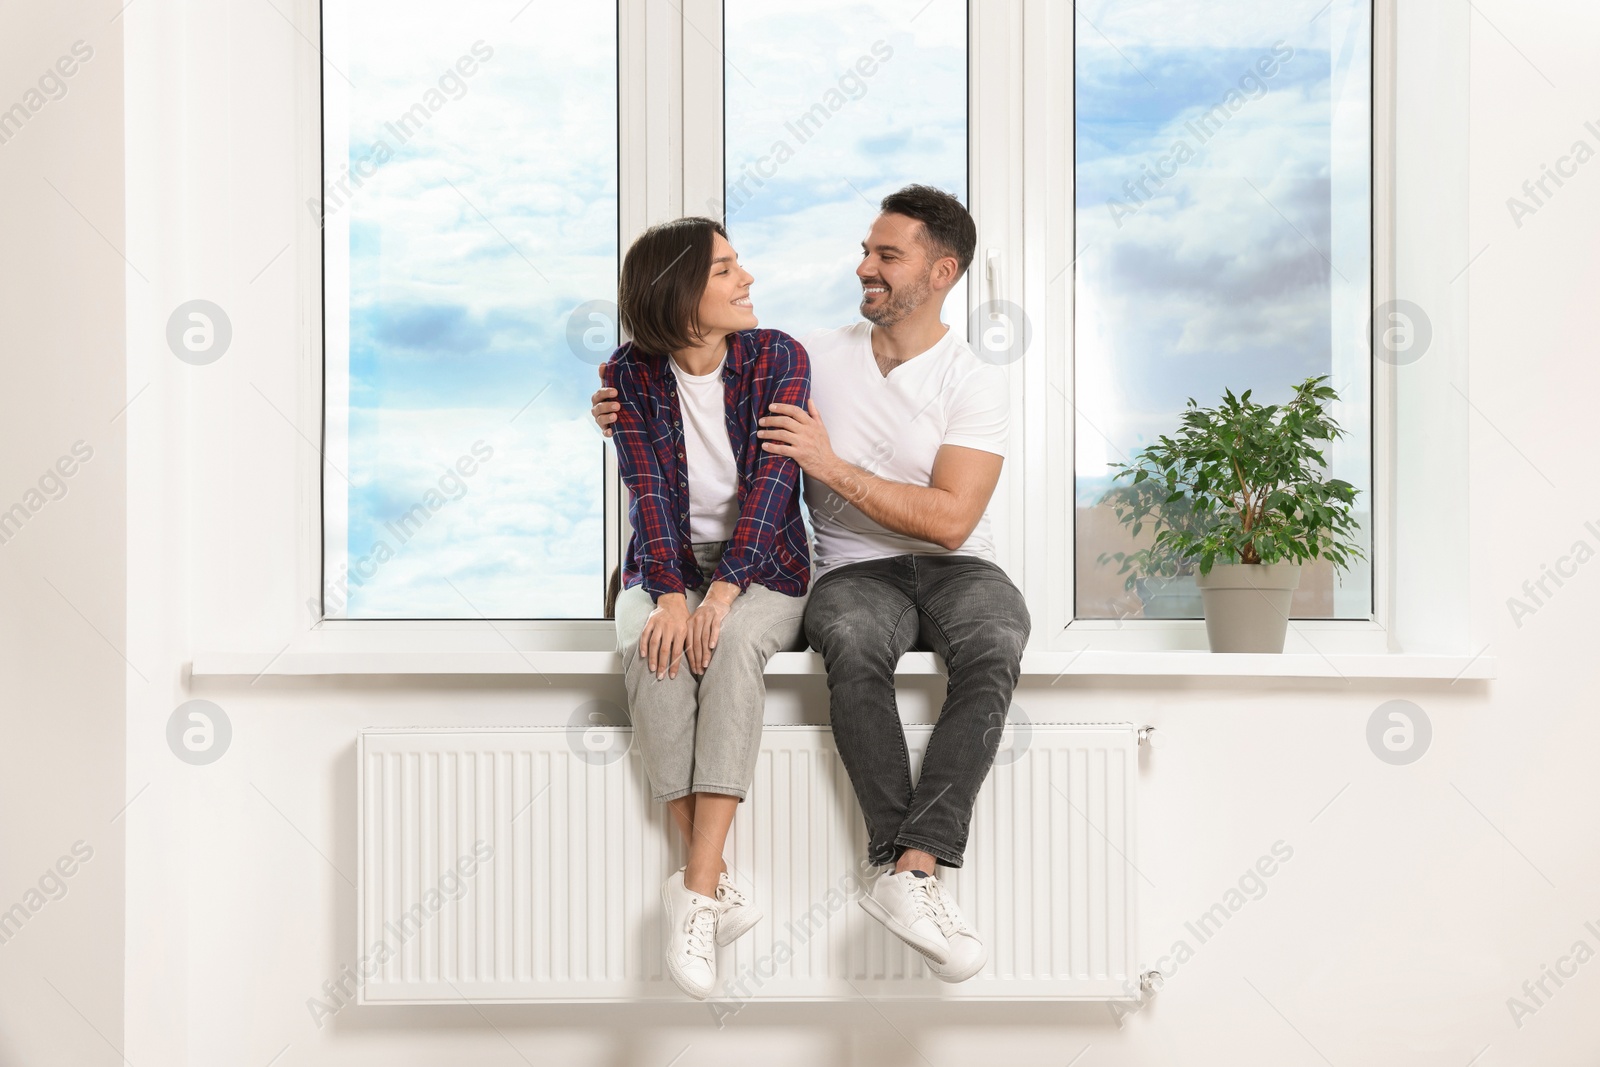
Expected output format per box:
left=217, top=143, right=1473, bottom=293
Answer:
left=723, top=1, right=967, bottom=336
left=326, top=3, right=619, bottom=617
left=370, top=303, right=492, bottom=355
left=337, top=407, right=604, bottom=618
left=1074, top=35, right=1370, bottom=460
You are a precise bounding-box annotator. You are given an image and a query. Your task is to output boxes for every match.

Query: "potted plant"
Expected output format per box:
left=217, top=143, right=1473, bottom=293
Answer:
left=1099, top=375, right=1366, bottom=653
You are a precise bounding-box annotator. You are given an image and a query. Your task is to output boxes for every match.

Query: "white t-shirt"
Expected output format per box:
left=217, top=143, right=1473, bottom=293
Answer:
left=669, top=355, right=740, bottom=544
left=799, top=321, right=1008, bottom=580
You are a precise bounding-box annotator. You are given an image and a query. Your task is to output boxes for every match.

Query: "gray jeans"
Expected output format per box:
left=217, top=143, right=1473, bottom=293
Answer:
left=615, top=541, right=808, bottom=803
left=803, top=553, right=1030, bottom=869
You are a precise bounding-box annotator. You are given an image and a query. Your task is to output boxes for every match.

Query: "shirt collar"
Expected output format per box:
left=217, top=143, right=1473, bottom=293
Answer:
left=614, top=331, right=753, bottom=377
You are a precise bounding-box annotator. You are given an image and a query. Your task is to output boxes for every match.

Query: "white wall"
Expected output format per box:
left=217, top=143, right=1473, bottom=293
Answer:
left=103, top=0, right=1600, bottom=1064
left=0, top=4, right=127, bottom=1065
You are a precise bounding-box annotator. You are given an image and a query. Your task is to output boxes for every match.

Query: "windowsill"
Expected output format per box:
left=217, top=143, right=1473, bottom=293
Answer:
left=190, top=647, right=1495, bottom=681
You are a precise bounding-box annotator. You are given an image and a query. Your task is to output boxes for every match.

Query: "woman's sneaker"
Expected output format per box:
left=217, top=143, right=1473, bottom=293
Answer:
left=858, top=869, right=952, bottom=964
left=662, top=869, right=720, bottom=1000
left=714, top=869, right=762, bottom=946
left=920, top=874, right=987, bottom=983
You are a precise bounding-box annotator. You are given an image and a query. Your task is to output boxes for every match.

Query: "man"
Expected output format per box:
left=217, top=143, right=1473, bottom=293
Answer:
left=590, top=185, right=1029, bottom=983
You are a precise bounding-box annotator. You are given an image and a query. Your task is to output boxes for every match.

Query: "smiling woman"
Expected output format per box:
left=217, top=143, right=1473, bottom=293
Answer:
left=320, top=2, right=617, bottom=620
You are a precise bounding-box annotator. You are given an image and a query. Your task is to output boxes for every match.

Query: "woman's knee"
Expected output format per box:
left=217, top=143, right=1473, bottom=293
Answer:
left=613, top=583, right=659, bottom=654
left=696, top=619, right=800, bottom=691
left=710, top=591, right=806, bottom=660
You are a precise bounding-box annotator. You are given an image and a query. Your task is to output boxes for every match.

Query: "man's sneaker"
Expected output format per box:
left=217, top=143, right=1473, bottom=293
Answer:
left=714, top=869, right=762, bottom=946
left=858, top=869, right=952, bottom=964
left=662, top=869, right=720, bottom=1000
left=920, top=874, right=988, bottom=983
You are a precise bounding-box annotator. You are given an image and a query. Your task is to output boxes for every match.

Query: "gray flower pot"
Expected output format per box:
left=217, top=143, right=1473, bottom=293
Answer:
left=1193, top=563, right=1302, bottom=653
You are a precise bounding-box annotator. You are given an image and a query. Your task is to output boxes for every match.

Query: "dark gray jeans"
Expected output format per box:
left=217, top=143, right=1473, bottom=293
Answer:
left=803, top=554, right=1030, bottom=869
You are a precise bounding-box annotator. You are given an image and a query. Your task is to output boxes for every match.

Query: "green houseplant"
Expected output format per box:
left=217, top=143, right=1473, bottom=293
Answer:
left=1099, top=375, right=1366, bottom=652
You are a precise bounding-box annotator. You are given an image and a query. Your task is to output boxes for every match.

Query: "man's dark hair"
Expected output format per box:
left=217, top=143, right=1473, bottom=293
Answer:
left=878, top=184, right=976, bottom=280
left=618, top=216, right=728, bottom=356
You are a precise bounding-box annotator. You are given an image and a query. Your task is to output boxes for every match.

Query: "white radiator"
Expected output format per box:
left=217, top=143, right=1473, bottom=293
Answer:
left=356, top=723, right=1140, bottom=1004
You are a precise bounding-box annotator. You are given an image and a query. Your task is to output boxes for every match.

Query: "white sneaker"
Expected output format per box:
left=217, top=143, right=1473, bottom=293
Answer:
left=662, top=869, right=720, bottom=1000
left=858, top=869, right=951, bottom=964
left=714, top=869, right=762, bottom=946
left=920, top=874, right=987, bottom=983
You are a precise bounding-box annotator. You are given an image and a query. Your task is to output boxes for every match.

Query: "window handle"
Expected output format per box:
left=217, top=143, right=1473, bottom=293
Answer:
left=985, top=248, right=1002, bottom=317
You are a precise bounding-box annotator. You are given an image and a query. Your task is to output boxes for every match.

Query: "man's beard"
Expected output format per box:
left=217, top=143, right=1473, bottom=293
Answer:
left=860, top=271, right=933, bottom=327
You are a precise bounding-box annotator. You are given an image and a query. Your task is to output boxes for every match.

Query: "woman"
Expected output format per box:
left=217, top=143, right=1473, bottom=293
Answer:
left=603, top=217, right=811, bottom=1000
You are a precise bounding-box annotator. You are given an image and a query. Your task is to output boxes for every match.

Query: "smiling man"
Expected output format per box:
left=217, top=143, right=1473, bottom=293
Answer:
left=591, top=185, right=1029, bottom=983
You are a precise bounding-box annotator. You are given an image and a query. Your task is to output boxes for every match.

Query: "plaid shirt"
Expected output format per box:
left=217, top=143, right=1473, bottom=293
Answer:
left=603, top=329, right=811, bottom=600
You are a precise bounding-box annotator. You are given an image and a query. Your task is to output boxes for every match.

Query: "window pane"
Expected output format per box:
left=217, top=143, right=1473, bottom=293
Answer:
left=321, top=3, right=616, bottom=619
left=1073, top=0, right=1372, bottom=620
left=723, top=0, right=968, bottom=338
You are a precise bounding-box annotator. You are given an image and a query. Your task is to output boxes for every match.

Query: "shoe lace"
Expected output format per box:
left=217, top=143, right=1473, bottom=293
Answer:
left=715, top=875, right=747, bottom=909
left=922, top=876, right=968, bottom=938
left=683, top=903, right=718, bottom=963
left=903, top=873, right=941, bottom=924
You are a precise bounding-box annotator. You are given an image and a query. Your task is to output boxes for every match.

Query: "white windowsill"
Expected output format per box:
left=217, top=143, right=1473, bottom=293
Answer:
left=190, top=647, right=1495, bottom=681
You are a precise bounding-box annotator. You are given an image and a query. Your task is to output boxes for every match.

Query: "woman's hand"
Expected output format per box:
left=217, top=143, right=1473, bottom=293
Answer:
left=687, top=582, right=739, bottom=674
left=640, top=593, right=691, bottom=679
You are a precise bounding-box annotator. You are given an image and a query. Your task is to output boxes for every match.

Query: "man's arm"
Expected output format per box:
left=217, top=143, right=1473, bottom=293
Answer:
left=758, top=399, right=1002, bottom=552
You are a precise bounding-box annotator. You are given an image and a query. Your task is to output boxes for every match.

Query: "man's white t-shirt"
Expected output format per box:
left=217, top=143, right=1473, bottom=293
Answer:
left=799, top=321, right=1008, bottom=580
left=669, top=355, right=740, bottom=544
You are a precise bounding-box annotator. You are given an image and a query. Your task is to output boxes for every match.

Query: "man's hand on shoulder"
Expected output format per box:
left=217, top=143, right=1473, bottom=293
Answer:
left=591, top=364, right=620, bottom=437
left=757, top=399, right=842, bottom=480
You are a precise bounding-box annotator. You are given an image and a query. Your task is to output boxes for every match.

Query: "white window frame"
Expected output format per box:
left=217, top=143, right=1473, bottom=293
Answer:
left=299, top=0, right=1015, bottom=647
left=1029, top=0, right=1395, bottom=656
left=189, top=0, right=1488, bottom=680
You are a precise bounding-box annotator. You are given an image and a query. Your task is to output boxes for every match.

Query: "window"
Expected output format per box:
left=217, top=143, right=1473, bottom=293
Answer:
left=321, top=1, right=618, bottom=620
left=313, top=0, right=1379, bottom=640
left=1071, top=0, right=1373, bottom=622
left=722, top=0, right=969, bottom=336
left=319, top=0, right=976, bottom=624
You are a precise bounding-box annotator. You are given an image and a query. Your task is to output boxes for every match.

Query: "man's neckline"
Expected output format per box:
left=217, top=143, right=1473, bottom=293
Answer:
left=869, top=322, right=951, bottom=379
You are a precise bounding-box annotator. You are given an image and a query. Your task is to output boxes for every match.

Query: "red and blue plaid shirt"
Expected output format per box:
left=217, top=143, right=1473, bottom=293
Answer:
left=602, top=329, right=811, bottom=601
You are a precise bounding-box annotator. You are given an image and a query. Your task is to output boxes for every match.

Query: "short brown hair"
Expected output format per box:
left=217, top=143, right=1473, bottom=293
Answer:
left=879, top=185, right=976, bottom=279
left=617, top=216, right=727, bottom=357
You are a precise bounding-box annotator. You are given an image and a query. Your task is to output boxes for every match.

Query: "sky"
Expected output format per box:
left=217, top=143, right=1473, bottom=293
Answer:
left=1073, top=0, right=1373, bottom=617
left=323, top=0, right=615, bottom=618
left=321, top=0, right=1372, bottom=620
left=722, top=0, right=968, bottom=337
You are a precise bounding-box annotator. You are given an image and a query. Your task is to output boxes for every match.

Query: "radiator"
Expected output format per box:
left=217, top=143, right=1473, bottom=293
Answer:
left=356, top=723, right=1140, bottom=1003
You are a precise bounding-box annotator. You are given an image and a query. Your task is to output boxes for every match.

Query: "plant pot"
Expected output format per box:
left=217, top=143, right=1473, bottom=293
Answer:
left=1134, top=575, right=1204, bottom=619
left=1193, top=563, right=1302, bottom=653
